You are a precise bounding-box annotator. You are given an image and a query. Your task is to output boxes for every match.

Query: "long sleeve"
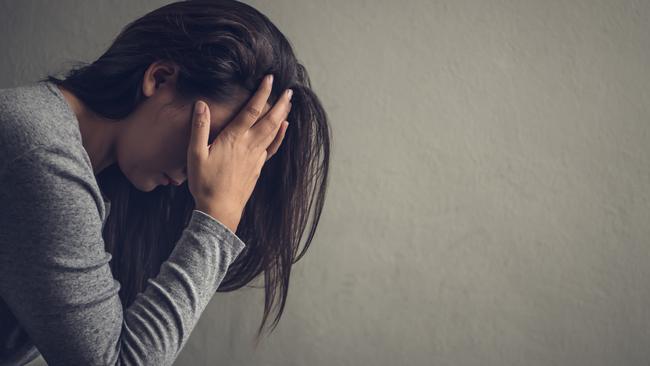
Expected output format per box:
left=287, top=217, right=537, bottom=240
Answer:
left=0, top=144, right=246, bottom=365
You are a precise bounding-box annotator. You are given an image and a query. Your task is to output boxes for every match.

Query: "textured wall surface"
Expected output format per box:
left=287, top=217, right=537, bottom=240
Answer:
left=2, top=0, right=650, bottom=365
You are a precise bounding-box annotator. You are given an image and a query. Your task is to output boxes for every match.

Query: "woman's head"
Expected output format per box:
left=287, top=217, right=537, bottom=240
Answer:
left=41, top=0, right=330, bottom=342
left=86, top=59, right=273, bottom=192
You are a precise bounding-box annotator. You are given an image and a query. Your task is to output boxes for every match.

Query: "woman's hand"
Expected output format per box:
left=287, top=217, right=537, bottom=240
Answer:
left=187, top=75, right=292, bottom=232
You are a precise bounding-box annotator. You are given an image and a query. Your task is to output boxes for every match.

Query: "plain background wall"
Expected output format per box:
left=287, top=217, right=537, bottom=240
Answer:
left=1, top=0, right=649, bottom=365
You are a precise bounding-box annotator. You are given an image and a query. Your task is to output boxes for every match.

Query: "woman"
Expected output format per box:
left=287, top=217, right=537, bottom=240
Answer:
left=0, top=0, right=330, bottom=364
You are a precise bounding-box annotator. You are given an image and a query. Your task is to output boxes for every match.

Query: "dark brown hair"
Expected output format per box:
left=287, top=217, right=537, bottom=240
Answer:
left=40, top=0, right=330, bottom=344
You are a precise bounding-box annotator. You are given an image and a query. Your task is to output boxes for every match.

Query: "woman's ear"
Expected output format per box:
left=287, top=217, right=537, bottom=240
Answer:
left=142, top=60, right=179, bottom=98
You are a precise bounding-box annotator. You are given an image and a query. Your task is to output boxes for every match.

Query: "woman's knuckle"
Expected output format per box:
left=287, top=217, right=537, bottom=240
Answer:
left=245, top=105, right=262, bottom=119
left=194, top=118, right=206, bottom=129
left=265, top=119, right=279, bottom=134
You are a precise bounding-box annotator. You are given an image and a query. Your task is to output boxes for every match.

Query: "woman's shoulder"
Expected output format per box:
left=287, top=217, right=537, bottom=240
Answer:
left=0, top=81, right=85, bottom=169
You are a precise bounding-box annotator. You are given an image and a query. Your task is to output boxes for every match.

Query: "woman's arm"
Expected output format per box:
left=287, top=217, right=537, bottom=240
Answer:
left=0, top=144, right=245, bottom=365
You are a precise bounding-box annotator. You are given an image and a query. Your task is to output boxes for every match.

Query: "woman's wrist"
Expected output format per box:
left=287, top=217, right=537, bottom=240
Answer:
left=195, top=204, right=241, bottom=233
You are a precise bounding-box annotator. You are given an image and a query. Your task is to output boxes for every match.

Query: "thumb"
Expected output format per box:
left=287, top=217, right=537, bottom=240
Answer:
left=188, top=100, right=210, bottom=160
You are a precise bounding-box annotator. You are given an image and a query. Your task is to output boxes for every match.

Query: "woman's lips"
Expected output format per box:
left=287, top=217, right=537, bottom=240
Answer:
left=164, top=173, right=181, bottom=186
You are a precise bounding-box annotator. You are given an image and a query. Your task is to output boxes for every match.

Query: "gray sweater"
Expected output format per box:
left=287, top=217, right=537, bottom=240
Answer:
left=0, top=81, right=246, bottom=365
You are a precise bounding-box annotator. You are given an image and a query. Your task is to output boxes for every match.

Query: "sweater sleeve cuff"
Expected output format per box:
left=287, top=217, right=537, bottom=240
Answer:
left=189, top=209, right=246, bottom=254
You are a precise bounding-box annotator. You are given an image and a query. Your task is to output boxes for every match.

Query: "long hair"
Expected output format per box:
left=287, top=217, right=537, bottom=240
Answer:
left=39, top=0, right=330, bottom=343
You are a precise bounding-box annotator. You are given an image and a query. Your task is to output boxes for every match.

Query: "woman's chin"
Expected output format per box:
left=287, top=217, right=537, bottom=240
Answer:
left=128, top=172, right=167, bottom=192
left=132, top=179, right=159, bottom=193
left=150, top=179, right=165, bottom=191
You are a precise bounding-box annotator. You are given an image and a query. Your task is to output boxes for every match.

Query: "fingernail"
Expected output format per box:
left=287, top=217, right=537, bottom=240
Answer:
left=287, top=89, right=293, bottom=99
left=267, top=74, right=274, bottom=84
left=195, top=101, right=205, bottom=114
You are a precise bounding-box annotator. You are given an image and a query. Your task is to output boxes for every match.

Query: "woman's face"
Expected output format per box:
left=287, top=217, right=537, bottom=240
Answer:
left=116, top=62, right=272, bottom=192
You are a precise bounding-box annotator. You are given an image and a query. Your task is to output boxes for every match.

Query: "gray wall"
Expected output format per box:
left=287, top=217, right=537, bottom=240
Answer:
left=2, top=1, right=649, bottom=365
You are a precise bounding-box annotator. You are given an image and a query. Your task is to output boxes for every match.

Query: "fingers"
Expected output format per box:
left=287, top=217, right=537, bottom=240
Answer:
left=251, top=89, right=293, bottom=149
left=227, top=74, right=274, bottom=136
left=188, top=100, right=210, bottom=160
